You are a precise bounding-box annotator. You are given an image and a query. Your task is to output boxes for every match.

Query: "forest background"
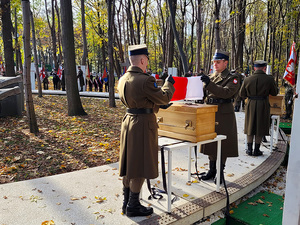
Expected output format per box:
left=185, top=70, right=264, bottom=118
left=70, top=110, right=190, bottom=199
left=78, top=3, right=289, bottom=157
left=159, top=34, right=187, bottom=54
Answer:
left=1, top=0, right=299, bottom=82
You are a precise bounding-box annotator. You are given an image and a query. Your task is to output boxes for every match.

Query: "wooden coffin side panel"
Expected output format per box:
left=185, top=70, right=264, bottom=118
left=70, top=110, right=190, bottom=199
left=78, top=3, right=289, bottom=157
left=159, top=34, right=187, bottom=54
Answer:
left=157, top=104, right=218, bottom=143
left=269, top=94, right=284, bottom=115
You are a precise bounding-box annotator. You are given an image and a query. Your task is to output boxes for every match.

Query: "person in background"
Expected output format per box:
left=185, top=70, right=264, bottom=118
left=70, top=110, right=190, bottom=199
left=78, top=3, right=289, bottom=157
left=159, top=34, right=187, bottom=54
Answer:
left=77, top=66, right=85, bottom=92
left=200, top=49, right=240, bottom=183
left=199, top=68, right=206, bottom=76
left=61, top=66, right=66, bottom=91
left=88, top=74, right=93, bottom=91
left=98, top=73, right=103, bottom=92
left=160, top=68, right=168, bottom=83
left=93, top=74, right=99, bottom=92
left=283, top=81, right=294, bottom=120
left=52, top=70, right=59, bottom=90
left=233, top=70, right=246, bottom=112
left=118, top=44, right=175, bottom=217
left=239, top=60, right=278, bottom=156
left=43, top=73, right=49, bottom=90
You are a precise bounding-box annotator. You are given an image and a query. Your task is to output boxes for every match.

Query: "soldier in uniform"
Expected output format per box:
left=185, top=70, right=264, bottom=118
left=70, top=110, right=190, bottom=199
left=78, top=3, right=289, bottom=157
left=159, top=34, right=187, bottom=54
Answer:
left=200, top=49, right=241, bottom=182
left=239, top=60, right=278, bottom=156
left=118, top=44, right=175, bottom=217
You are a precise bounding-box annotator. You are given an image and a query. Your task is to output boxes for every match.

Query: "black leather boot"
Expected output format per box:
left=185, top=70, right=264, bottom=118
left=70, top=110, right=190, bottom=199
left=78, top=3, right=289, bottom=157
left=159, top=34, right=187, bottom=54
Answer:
left=214, top=164, right=225, bottom=185
left=246, top=143, right=253, bottom=156
left=126, top=191, right=153, bottom=217
left=201, top=160, right=216, bottom=180
left=122, top=187, right=130, bottom=214
left=253, top=143, right=263, bottom=156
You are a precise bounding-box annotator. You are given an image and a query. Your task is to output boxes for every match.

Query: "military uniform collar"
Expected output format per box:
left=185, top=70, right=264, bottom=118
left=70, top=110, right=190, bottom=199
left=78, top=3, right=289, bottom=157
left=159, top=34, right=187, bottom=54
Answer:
left=214, top=68, right=230, bottom=78
left=127, top=66, right=148, bottom=75
left=253, top=69, right=266, bottom=75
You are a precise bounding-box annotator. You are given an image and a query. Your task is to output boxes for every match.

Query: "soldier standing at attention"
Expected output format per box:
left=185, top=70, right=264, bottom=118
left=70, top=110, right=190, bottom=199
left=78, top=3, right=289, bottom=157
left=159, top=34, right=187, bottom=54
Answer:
left=200, top=49, right=241, bottom=183
left=239, top=60, right=278, bottom=156
left=118, top=44, right=175, bottom=217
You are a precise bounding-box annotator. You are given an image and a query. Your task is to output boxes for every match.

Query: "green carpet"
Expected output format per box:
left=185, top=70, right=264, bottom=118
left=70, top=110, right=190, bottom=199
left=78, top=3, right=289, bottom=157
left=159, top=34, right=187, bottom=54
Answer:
left=279, top=122, right=292, bottom=134
left=212, top=192, right=284, bottom=225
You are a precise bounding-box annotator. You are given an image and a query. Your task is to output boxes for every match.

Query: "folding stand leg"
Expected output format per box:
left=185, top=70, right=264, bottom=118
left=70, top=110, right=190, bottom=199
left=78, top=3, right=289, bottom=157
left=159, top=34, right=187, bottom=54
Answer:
left=216, top=140, right=221, bottom=192
left=188, top=146, right=192, bottom=182
left=167, top=149, right=172, bottom=213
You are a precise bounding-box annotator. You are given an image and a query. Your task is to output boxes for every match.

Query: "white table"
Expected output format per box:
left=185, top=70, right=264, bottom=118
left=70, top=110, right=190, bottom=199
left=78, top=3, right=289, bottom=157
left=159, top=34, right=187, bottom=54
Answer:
left=157, top=135, right=227, bottom=213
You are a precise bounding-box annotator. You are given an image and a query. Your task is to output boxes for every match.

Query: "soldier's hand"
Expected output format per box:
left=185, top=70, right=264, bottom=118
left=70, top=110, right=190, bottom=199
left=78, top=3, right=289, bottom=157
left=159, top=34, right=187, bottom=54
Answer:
left=159, top=103, right=173, bottom=109
left=167, top=75, right=175, bottom=85
left=201, top=75, right=210, bottom=85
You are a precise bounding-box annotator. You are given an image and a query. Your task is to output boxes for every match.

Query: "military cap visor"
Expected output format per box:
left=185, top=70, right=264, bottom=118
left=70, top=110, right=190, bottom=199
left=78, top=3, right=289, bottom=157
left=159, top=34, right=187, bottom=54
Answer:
left=254, top=60, right=267, bottom=67
left=212, top=49, right=229, bottom=61
left=128, top=44, right=149, bottom=56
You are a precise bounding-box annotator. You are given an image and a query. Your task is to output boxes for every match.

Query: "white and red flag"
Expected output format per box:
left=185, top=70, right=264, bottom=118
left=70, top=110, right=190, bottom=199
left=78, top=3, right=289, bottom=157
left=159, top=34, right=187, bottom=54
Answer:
left=283, top=41, right=297, bottom=86
left=39, top=66, right=46, bottom=81
left=171, top=76, right=203, bottom=101
left=57, top=65, right=63, bottom=80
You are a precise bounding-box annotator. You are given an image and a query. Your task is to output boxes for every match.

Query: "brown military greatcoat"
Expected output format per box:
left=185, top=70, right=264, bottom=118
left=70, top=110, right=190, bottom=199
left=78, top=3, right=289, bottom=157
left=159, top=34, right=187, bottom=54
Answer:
left=201, top=68, right=240, bottom=160
left=239, top=70, right=278, bottom=136
left=118, top=66, right=175, bottom=179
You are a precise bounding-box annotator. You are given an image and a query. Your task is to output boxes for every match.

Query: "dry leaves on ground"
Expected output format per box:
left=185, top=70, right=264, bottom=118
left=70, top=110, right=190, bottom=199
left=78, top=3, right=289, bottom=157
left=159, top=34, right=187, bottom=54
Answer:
left=0, top=95, right=126, bottom=184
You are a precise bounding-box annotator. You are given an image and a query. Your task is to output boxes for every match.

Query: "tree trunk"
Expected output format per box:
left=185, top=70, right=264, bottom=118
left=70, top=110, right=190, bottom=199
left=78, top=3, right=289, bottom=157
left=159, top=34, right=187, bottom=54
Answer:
left=1, top=0, right=15, bottom=77
left=229, top=0, right=236, bottom=69
left=214, top=0, right=222, bottom=50
left=263, top=0, right=270, bottom=61
left=54, top=0, right=63, bottom=64
left=81, top=0, right=88, bottom=65
left=167, top=0, right=188, bottom=75
left=126, top=0, right=136, bottom=45
left=236, top=0, right=246, bottom=71
left=14, top=7, right=21, bottom=72
left=22, top=0, right=39, bottom=134
left=30, top=10, right=43, bottom=98
left=107, top=0, right=116, bottom=107
left=60, top=0, right=87, bottom=116
left=167, top=17, right=175, bottom=69
left=196, top=0, right=203, bottom=73
left=45, top=0, right=58, bottom=70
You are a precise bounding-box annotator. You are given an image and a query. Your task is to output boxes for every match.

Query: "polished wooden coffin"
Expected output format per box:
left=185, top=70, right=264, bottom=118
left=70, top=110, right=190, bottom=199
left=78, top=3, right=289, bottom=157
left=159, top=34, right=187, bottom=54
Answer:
left=157, top=103, right=218, bottom=143
left=269, top=94, right=284, bottom=115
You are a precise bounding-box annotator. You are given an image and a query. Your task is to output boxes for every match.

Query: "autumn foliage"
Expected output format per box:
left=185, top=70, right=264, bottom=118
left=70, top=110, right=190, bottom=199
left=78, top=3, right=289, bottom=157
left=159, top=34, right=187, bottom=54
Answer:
left=0, top=95, right=125, bottom=184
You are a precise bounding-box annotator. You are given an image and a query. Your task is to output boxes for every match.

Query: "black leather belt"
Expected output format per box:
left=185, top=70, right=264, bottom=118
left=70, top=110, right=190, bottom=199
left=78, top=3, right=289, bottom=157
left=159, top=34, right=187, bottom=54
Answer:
left=207, top=98, right=234, bottom=104
left=126, top=108, right=153, bottom=114
left=248, top=96, right=267, bottom=100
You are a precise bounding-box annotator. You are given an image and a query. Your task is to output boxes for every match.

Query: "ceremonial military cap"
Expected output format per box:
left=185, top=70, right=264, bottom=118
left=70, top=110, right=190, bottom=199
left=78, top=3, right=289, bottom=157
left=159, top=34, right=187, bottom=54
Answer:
left=254, top=60, right=267, bottom=67
left=128, top=44, right=149, bottom=56
left=212, top=49, right=229, bottom=61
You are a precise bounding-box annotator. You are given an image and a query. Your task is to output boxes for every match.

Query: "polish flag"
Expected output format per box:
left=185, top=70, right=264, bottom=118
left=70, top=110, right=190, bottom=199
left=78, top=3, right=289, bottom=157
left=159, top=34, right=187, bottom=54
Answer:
left=57, top=65, right=63, bottom=80
left=39, top=67, right=46, bottom=81
left=171, top=76, right=203, bottom=101
left=283, top=42, right=297, bottom=86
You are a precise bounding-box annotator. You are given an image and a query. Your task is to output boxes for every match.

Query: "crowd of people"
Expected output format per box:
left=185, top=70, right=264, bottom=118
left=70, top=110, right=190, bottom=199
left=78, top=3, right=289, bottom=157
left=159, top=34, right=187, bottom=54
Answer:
left=40, top=65, right=109, bottom=93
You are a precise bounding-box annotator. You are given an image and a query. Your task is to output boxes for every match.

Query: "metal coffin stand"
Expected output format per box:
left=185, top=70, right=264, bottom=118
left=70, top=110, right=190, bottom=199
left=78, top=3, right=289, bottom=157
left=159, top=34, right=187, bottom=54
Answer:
left=157, top=135, right=227, bottom=213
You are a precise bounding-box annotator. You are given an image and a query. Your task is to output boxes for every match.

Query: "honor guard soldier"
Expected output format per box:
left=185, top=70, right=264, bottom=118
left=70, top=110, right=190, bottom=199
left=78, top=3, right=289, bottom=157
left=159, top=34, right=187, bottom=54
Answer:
left=200, top=49, right=241, bottom=183
left=239, top=60, right=278, bottom=156
left=118, top=44, right=175, bottom=217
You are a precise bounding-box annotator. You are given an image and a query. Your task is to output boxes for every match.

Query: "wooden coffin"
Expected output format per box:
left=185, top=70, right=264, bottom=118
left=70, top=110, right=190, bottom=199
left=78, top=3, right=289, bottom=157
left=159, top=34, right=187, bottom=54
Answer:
left=269, top=94, right=284, bottom=115
left=157, top=103, right=218, bottom=143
